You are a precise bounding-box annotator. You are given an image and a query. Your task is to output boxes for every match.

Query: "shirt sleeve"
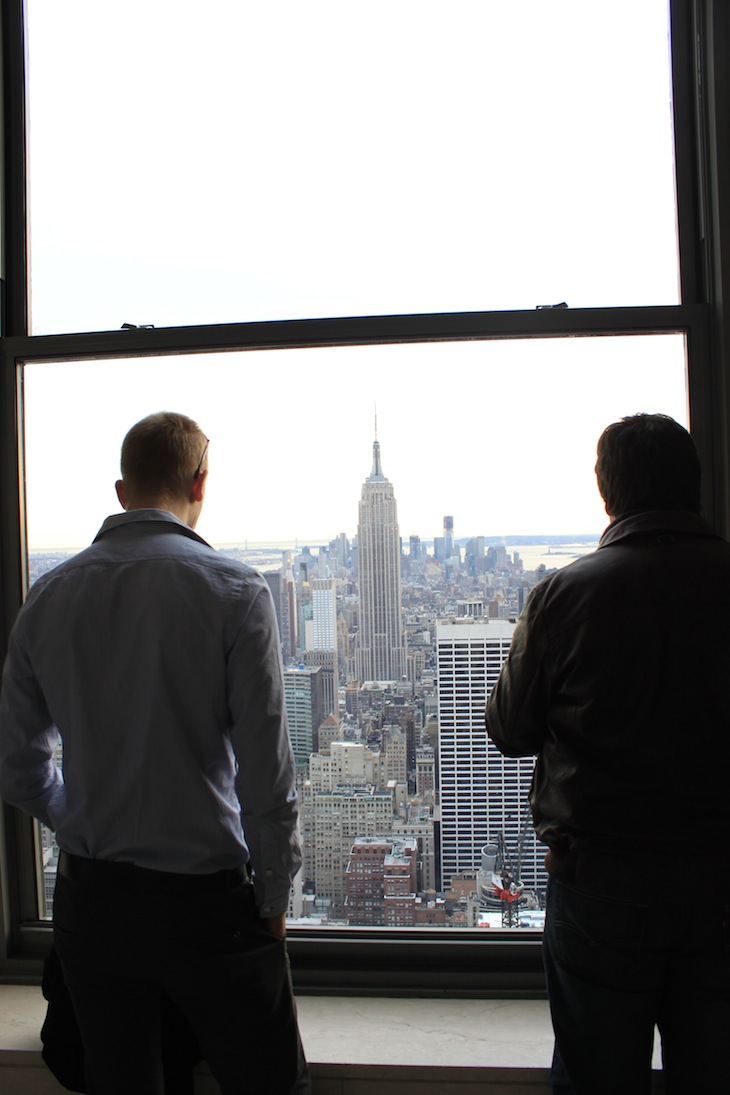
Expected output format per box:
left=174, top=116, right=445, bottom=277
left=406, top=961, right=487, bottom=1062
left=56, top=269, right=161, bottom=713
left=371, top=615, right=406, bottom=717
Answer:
left=0, top=613, right=66, bottom=830
left=485, top=582, right=551, bottom=758
left=226, top=577, right=301, bottom=918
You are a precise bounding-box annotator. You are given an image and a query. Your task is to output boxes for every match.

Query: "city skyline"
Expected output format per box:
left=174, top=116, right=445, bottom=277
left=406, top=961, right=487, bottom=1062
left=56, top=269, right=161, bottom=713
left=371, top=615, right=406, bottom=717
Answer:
left=34, top=434, right=588, bottom=926
left=22, top=336, right=689, bottom=552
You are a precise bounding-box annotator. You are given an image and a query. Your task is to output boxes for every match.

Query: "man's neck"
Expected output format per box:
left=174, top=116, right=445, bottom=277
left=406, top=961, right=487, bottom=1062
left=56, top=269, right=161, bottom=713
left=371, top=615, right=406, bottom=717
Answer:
left=126, top=499, right=197, bottom=529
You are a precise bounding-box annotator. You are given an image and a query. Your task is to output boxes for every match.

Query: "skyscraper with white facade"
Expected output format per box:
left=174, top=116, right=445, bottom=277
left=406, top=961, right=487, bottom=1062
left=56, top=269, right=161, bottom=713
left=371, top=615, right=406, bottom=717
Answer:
left=303, top=577, right=339, bottom=717
left=310, top=577, right=337, bottom=650
left=355, top=433, right=407, bottom=683
left=436, top=617, right=547, bottom=901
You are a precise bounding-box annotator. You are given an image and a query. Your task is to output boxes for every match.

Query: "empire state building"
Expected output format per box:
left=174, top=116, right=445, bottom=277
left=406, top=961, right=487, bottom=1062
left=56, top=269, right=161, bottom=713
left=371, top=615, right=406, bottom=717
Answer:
left=355, top=433, right=407, bottom=683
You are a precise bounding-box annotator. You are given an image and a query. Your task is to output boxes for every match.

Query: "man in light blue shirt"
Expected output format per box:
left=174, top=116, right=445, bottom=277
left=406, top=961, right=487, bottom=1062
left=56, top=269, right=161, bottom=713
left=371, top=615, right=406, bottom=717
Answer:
left=0, top=411, right=310, bottom=1094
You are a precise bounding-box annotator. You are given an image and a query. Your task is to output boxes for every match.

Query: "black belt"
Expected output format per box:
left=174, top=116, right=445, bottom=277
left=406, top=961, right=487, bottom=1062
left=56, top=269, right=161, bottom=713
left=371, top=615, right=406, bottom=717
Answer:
left=57, top=850, right=248, bottom=895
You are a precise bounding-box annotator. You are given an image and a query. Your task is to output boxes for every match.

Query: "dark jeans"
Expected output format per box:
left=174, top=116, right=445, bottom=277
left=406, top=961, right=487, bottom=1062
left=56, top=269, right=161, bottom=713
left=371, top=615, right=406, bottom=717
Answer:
left=543, top=874, right=730, bottom=1095
left=53, top=855, right=310, bottom=1095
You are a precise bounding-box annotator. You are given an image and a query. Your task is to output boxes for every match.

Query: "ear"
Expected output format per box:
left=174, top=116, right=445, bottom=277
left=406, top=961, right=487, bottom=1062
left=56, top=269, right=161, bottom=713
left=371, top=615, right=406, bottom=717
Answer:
left=115, top=480, right=127, bottom=510
left=191, top=468, right=207, bottom=504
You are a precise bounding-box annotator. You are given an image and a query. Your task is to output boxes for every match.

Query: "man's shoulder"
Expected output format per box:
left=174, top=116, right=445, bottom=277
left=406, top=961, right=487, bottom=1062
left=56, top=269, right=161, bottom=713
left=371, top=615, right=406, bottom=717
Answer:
left=25, top=527, right=268, bottom=603
left=530, top=514, right=730, bottom=628
left=25, top=543, right=104, bottom=593
left=188, top=548, right=266, bottom=589
left=527, top=551, right=602, bottom=600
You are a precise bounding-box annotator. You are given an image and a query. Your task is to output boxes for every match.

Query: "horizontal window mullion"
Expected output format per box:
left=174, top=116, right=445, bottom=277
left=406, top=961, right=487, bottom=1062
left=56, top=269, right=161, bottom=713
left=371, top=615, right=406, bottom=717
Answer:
left=1, top=303, right=707, bottom=366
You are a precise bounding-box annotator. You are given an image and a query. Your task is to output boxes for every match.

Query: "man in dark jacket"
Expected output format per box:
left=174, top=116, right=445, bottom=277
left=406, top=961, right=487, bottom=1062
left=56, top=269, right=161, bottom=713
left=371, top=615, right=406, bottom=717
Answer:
left=486, top=414, right=730, bottom=1095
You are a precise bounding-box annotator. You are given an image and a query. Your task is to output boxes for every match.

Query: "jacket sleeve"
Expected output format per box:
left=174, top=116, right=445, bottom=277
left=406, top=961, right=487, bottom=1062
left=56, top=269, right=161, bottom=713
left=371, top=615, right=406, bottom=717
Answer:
left=227, top=577, right=301, bottom=918
left=486, top=582, right=551, bottom=757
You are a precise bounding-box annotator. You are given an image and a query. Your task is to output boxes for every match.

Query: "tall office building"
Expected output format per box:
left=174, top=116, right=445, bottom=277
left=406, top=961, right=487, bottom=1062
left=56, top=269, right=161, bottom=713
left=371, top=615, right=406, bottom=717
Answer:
left=415, top=746, right=436, bottom=803
left=381, top=725, right=407, bottom=788
left=303, top=650, right=338, bottom=720
left=355, top=433, right=407, bottom=683
left=283, top=665, right=324, bottom=768
left=443, top=516, right=454, bottom=559
left=279, top=552, right=298, bottom=661
left=465, top=536, right=486, bottom=576
left=436, top=617, right=548, bottom=902
left=310, top=577, right=337, bottom=650
left=303, top=577, right=339, bottom=716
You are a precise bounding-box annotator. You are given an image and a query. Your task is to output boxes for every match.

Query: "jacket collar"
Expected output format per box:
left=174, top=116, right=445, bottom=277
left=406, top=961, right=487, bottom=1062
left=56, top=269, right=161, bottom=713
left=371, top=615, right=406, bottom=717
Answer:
left=92, top=508, right=211, bottom=548
left=599, top=509, right=723, bottom=549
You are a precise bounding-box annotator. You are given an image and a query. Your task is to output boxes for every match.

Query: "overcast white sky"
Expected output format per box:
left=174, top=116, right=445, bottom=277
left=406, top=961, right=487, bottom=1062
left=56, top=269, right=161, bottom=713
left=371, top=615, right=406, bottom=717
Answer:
left=23, top=1, right=684, bottom=550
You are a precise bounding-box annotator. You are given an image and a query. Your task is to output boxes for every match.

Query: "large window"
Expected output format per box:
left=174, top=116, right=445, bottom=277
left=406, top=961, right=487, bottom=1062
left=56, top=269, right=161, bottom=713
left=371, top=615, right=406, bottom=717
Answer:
left=23, top=335, right=688, bottom=928
left=3, top=0, right=730, bottom=993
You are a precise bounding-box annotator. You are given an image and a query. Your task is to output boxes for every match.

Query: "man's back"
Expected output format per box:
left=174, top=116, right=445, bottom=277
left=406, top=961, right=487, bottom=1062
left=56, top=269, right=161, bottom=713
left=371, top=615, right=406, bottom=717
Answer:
left=490, top=509, right=730, bottom=859
left=0, top=508, right=296, bottom=880
left=486, top=414, right=730, bottom=1095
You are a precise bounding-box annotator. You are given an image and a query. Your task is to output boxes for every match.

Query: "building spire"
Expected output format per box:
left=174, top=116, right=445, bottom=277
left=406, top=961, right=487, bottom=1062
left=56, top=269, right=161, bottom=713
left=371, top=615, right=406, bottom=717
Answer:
left=371, top=437, right=384, bottom=480
left=369, top=407, right=386, bottom=481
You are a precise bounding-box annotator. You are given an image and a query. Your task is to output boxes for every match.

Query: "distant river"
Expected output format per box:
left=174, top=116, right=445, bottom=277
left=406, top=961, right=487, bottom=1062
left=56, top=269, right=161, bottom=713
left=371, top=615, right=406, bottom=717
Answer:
left=510, top=541, right=599, bottom=571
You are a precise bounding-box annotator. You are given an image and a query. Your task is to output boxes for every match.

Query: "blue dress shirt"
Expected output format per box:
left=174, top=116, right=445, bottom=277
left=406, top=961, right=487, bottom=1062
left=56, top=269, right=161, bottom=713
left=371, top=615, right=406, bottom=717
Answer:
left=0, top=509, right=301, bottom=917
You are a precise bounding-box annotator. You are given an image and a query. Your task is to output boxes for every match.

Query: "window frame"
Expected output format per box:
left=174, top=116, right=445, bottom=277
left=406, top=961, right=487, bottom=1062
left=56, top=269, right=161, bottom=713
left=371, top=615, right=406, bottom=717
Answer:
left=2, top=0, right=730, bottom=996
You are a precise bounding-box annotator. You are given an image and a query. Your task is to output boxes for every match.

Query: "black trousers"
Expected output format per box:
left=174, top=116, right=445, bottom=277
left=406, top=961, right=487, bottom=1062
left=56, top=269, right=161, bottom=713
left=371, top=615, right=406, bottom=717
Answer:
left=53, top=853, right=310, bottom=1095
left=543, top=867, right=730, bottom=1095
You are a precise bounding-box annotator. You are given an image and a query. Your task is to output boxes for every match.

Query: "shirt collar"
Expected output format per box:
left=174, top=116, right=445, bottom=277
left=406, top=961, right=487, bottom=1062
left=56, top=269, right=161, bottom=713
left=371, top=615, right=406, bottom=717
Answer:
left=599, top=509, right=722, bottom=549
left=92, top=508, right=212, bottom=547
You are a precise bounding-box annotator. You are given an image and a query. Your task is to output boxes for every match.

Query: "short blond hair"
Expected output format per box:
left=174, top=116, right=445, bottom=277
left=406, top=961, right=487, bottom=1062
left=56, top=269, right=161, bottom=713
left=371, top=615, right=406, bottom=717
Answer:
left=120, top=412, right=208, bottom=502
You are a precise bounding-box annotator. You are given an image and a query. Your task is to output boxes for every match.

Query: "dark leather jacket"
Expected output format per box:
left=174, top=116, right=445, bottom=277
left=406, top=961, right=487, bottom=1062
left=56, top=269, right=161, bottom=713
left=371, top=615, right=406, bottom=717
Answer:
left=486, top=511, right=730, bottom=861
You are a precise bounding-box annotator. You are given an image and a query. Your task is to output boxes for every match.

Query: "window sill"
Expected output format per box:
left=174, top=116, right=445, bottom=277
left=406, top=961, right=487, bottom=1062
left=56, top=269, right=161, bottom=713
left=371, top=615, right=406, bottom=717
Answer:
left=0, top=985, right=665, bottom=1093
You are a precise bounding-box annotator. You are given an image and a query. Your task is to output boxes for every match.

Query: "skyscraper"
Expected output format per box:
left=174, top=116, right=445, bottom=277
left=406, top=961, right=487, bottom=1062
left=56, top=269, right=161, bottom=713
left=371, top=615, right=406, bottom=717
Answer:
left=279, top=552, right=298, bottom=661
left=303, top=576, right=339, bottom=717
left=310, top=577, right=337, bottom=651
left=436, top=616, right=548, bottom=903
left=283, top=665, right=324, bottom=768
left=443, top=516, right=454, bottom=559
left=355, top=432, right=407, bottom=683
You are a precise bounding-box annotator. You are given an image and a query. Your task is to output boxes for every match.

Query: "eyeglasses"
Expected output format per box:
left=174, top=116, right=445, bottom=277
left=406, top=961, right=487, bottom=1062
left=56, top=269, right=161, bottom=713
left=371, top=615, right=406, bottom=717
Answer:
left=194, top=438, right=209, bottom=479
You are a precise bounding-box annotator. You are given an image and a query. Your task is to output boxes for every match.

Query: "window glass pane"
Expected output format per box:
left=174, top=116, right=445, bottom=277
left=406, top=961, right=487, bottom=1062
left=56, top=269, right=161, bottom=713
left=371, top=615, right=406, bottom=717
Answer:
left=27, top=0, right=678, bottom=335
left=24, top=334, right=687, bottom=922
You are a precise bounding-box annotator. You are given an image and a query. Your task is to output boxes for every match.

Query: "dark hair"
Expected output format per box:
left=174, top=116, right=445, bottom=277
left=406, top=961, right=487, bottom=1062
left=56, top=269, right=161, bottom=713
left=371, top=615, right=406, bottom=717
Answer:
left=120, top=412, right=207, bottom=502
left=595, top=414, right=701, bottom=517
